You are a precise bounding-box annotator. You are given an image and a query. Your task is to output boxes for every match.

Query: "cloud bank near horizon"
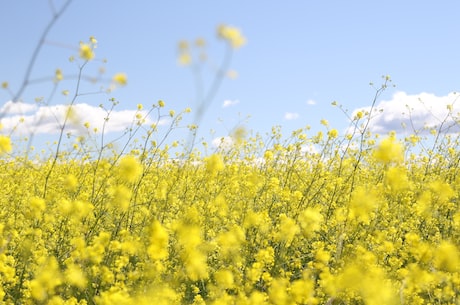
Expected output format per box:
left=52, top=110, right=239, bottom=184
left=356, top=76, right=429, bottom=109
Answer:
left=0, top=101, right=163, bottom=136
left=351, top=91, right=460, bottom=135
left=2, top=91, right=460, bottom=140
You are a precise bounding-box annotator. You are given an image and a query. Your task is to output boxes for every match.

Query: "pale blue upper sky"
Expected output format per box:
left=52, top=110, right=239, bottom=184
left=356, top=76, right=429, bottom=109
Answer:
left=1, top=1, right=460, bottom=152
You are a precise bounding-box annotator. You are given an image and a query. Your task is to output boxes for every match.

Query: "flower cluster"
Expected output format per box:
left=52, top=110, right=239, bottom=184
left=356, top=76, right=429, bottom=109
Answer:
left=0, top=120, right=459, bottom=304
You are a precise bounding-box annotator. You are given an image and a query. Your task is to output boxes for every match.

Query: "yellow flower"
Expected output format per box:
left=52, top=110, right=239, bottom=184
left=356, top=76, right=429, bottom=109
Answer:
left=348, top=186, right=378, bottom=224
left=111, top=184, right=131, bottom=212
left=65, top=264, right=87, bottom=289
left=385, top=166, right=409, bottom=191
left=178, top=52, right=192, bottom=66
left=434, top=241, right=459, bottom=272
left=298, top=207, right=323, bottom=238
left=217, top=24, right=246, bottom=49
left=205, top=154, right=224, bottom=175
left=1, top=81, right=8, bottom=89
left=275, top=214, right=299, bottom=246
left=54, top=69, right=63, bottom=82
left=62, top=174, right=78, bottom=192
left=264, top=150, right=274, bottom=161
left=373, top=134, right=404, bottom=164
left=214, top=269, right=234, bottom=289
left=29, top=197, right=46, bottom=219
left=148, top=221, right=169, bottom=260
left=118, top=155, right=142, bottom=183
left=112, top=73, right=127, bottom=86
left=217, top=225, right=245, bottom=259
left=268, top=277, right=289, bottom=305
left=29, top=257, right=62, bottom=301
left=231, top=126, right=247, bottom=145
left=0, top=135, right=12, bottom=154
left=79, top=43, right=95, bottom=61
left=327, top=129, right=338, bottom=139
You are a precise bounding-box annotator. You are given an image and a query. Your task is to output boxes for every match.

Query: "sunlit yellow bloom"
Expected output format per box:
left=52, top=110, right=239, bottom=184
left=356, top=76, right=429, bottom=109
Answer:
left=112, top=73, right=127, bottom=86
left=54, top=69, right=63, bottom=82
left=65, top=264, right=87, bottom=289
left=217, top=24, right=246, bottom=49
left=298, top=207, right=323, bottom=238
left=348, top=186, right=378, bottom=224
left=178, top=52, right=192, bottom=66
left=111, top=184, right=131, bottom=211
left=373, top=134, right=404, bottom=164
left=148, top=221, right=169, bottom=260
left=385, top=166, right=409, bottom=191
left=214, top=269, right=234, bottom=289
left=29, top=257, right=62, bottom=301
left=205, top=154, right=224, bottom=175
left=275, top=214, right=299, bottom=246
left=264, top=150, right=274, bottom=161
left=118, top=155, right=142, bottom=183
left=79, top=43, right=95, bottom=60
left=327, top=129, right=338, bottom=139
left=62, top=174, right=78, bottom=192
left=0, top=135, right=12, bottom=154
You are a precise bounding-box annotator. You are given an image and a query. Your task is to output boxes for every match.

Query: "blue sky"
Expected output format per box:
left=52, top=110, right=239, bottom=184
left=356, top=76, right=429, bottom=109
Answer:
left=1, top=1, right=460, bottom=153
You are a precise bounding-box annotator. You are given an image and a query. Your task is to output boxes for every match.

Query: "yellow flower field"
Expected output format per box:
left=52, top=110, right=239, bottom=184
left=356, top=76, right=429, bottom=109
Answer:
left=0, top=11, right=458, bottom=303
left=0, top=119, right=459, bottom=304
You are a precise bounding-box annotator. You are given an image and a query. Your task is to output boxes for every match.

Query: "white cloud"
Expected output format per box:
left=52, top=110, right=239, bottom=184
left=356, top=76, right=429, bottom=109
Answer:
left=306, top=99, right=317, bottom=105
left=222, top=99, right=239, bottom=108
left=301, top=144, right=319, bottom=154
left=0, top=102, right=163, bottom=136
left=0, top=100, right=37, bottom=114
left=211, top=136, right=234, bottom=150
left=351, top=91, right=460, bottom=134
left=284, top=112, right=299, bottom=120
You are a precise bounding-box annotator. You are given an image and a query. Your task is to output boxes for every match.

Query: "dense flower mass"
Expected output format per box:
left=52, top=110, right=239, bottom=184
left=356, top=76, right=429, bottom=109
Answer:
left=0, top=22, right=458, bottom=304
left=0, top=121, right=459, bottom=305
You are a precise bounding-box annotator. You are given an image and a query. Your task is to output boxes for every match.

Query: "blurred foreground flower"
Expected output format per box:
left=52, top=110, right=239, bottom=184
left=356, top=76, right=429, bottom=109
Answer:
left=0, top=135, right=12, bottom=154
left=79, top=43, right=95, bottom=61
left=118, top=155, right=142, bottom=183
left=112, top=73, right=128, bottom=86
left=373, top=134, right=404, bottom=164
left=217, top=24, right=246, bottom=49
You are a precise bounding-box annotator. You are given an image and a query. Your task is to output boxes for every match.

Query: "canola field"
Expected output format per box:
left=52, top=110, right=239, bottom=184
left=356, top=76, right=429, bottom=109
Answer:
left=0, top=121, right=459, bottom=305
left=0, top=14, right=459, bottom=305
